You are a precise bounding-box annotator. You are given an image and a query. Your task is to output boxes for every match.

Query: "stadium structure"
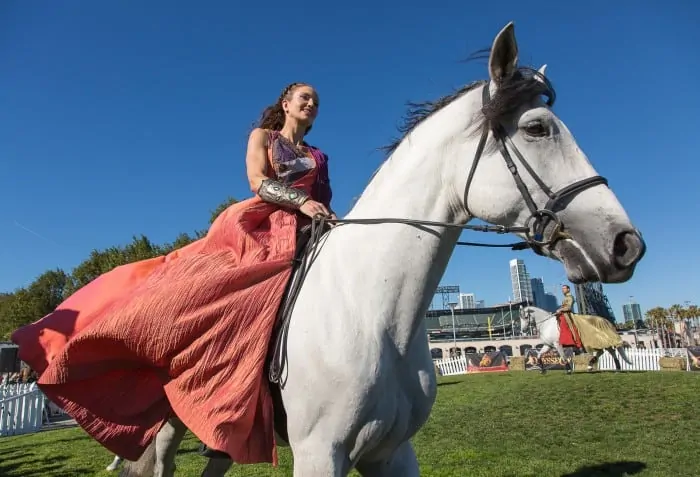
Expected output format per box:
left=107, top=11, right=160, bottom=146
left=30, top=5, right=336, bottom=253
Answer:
left=425, top=301, right=528, bottom=341
left=430, top=285, right=461, bottom=310
left=574, top=282, right=616, bottom=323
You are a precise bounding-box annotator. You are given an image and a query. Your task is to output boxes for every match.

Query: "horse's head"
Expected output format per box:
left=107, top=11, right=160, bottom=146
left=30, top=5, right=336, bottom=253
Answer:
left=520, top=305, right=538, bottom=331
left=443, top=22, right=645, bottom=284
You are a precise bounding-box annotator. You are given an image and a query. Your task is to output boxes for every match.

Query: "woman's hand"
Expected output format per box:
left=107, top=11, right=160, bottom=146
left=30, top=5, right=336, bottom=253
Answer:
left=300, top=200, right=331, bottom=219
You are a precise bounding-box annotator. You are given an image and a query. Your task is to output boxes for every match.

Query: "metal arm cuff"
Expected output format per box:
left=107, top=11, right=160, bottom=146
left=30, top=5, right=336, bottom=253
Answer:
left=257, top=179, right=309, bottom=209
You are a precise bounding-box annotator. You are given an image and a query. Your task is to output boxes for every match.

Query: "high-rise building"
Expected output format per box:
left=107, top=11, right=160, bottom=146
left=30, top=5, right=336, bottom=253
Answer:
left=542, top=292, right=559, bottom=313
left=509, top=259, right=534, bottom=304
left=622, top=302, right=643, bottom=324
left=530, top=278, right=546, bottom=308
left=475, top=300, right=485, bottom=309
left=458, top=293, right=476, bottom=309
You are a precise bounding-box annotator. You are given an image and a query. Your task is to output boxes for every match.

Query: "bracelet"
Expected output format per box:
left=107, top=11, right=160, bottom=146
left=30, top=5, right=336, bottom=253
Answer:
left=257, top=179, right=309, bottom=209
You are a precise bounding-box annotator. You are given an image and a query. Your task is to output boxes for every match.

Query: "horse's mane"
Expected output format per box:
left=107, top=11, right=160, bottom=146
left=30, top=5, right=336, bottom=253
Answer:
left=348, top=49, right=556, bottom=211
left=380, top=49, right=556, bottom=156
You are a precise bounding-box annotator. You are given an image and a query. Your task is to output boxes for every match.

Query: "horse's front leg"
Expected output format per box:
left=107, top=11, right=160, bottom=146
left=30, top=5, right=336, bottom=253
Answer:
left=553, top=342, right=572, bottom=374
left=201, top=457, right=233, bottom=477
left=290, top=439, right=351, bottom=477
left=537, top=345, right=550, bottom=374
left=356, top=440, right=419, bottom=477
left=154, top=418, right=187, bottom=477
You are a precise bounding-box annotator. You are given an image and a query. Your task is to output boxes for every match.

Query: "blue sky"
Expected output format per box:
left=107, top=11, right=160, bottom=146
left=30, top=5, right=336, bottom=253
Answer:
left=1, top=2, right=698, bottom=321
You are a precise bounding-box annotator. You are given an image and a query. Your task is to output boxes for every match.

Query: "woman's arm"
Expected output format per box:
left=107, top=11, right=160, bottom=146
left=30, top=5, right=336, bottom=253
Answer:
left=246, top=128, right=330, bottom=217
left=245, top=128, right=272, bottom=194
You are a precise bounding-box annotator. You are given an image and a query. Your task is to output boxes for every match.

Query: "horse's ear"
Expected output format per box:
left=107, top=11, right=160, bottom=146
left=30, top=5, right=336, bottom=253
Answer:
left=488, top=21, right=519, bottom=84
left=537, top=64, right=547, bottom=77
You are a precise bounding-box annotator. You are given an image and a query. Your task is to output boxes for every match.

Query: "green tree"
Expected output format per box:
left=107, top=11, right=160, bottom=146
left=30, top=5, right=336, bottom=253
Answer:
left=27, top=269, right=69, bottom=315
left=161, top=232, right=198, bottom=254
left=0, top=289, right=40, bottom=339
left=208, top=196, right=238, bottom=225
left=1, top=196, right=239, bottom=336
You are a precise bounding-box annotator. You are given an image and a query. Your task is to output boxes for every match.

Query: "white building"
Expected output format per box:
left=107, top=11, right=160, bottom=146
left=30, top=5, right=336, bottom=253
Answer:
left=458, top=293, right=476, bottom=309
left=509, top=259, right=534, bottom=304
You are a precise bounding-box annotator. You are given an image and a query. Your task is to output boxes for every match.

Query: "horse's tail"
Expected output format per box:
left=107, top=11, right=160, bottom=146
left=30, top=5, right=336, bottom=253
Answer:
left=118, top=440, right=156, bottom=477
left=617, top=346, right=633, bottom=365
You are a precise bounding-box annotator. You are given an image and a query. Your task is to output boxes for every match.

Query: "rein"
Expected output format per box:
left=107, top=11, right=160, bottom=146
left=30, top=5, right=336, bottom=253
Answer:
left=323, top=216, right=531, bottom=250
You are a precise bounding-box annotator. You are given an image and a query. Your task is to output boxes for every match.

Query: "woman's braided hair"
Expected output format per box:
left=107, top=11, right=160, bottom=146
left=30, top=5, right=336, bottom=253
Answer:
left=255, top=82, right=314, bottom=135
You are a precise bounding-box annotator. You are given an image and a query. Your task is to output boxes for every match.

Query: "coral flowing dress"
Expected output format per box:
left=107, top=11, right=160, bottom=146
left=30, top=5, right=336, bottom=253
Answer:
left=11, top=130, right=332, bottom=465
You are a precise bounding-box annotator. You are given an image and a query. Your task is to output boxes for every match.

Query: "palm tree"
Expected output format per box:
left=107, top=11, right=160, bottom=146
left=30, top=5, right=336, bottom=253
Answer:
left=668, top=304, right=685, bottom=347
left=688, top=304, right=699, bottom=337
left=682, top=304, right=699, bottom=346
left=645, top=307, right=671, bottom=348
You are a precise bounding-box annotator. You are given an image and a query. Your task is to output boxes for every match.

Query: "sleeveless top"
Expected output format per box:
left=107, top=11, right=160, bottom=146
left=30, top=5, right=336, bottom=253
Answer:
left=266, top=130, right=332, bottom=208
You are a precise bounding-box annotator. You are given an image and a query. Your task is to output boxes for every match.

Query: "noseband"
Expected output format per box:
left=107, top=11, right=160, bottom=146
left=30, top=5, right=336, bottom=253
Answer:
left=464, top=79, right=609, bottom=255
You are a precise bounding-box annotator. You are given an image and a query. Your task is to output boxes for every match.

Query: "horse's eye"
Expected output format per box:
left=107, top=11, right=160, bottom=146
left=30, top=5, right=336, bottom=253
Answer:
left=523, top=121, right=548, bottom=138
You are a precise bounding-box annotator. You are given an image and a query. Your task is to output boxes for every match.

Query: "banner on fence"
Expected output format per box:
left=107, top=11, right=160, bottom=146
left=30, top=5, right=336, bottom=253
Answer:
left=687, top=347, right=700, bottom=371
left=465, top=351, right=509, bottom=373
left=524, top=348, right=574, bottom=371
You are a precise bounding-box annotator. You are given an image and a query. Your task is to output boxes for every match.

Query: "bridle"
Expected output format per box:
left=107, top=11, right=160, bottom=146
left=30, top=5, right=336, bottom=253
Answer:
left=463, top=77, right=609, bottom=255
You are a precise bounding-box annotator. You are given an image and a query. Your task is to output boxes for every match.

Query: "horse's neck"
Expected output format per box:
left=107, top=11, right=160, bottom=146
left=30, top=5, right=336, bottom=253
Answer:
left=535, top=312, right=560, bottom=344
left=335, top=142, right=468, bottom=353
left=535, top=312, right=556, bottom=327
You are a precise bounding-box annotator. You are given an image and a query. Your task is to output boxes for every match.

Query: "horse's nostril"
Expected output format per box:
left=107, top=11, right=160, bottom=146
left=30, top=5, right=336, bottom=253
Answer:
left=613, top=230, right=646, bottom=269
left=613, top=234, right=629, bottom=258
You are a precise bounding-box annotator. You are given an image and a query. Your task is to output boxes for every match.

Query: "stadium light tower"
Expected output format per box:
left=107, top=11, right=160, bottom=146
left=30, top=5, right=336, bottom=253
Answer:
left=629, top=295, right=639, bottom=346
left=508, top=297, right=514, bottom=338
left=448, top=302, right=458, bottom=352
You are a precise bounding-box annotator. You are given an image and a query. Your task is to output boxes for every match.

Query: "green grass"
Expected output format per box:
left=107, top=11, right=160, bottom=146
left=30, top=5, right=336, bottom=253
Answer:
left=1, top=371, right=697, bottom=476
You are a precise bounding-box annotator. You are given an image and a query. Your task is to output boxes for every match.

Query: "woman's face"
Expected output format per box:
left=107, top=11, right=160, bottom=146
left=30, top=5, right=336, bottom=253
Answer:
left=283, top=85, right=319, bottom=126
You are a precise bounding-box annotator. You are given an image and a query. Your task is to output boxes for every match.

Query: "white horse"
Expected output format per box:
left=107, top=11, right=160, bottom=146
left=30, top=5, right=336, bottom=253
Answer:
left=120, top=21, right=646, bottom=477
left=520, top=305, right=633, bottom=373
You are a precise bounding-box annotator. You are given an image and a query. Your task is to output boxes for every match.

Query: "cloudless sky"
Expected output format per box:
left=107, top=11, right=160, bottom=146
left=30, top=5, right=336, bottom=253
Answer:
left=1, top=1, right=698, bottom=321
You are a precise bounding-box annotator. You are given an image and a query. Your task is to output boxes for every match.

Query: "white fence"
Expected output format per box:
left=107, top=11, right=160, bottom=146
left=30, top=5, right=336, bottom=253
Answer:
left=0, top=382, right=46, bottom=437
left=434, top=356, right=468, bottom=376
left=597, top=348, right=662, bottom=371
left=598, top=347, right=691, bottom=371
left=435, top=348, right=692, bottom=376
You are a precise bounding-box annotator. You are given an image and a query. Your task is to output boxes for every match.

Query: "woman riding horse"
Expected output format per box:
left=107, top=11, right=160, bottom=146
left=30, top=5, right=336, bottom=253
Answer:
left=11, top=82, right=336, bottom=465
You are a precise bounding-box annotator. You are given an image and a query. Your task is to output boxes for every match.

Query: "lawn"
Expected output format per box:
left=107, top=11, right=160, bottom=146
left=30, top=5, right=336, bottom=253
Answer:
left=0, top=371, right=697, bottom=476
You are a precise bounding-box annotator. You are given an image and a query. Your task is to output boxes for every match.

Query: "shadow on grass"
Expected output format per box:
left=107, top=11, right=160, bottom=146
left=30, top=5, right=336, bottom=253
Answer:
left=436, top=381, right=461, bottom=387
left=0, top=451, right=94, bottom=477
left=561, top=460, right=647, bottom=477
left=176, top=446, right=202, bottom=456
